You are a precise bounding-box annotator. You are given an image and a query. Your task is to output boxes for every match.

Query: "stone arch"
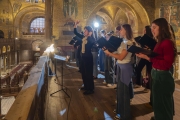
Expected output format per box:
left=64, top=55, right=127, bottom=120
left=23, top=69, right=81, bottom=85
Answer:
left=31, top=39, right=44, bottom=51
left=28, top=16, right=45, bottom=33
left=0, top=30, right=4, bottom=38
left=114, top=8, right=128, bottom=27
left=96, top=11, right=114, bottom=31
left=2, top=46, right=6, bottom=53
left=14, top=6, right=45, bottom=37
left=7, top=45, right=11, bottom=52
left=87, top=0, right=150, bottom=36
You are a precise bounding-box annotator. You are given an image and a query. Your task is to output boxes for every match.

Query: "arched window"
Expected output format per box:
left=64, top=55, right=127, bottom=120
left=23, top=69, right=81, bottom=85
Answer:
left=30, top=17, right=45, bottom=34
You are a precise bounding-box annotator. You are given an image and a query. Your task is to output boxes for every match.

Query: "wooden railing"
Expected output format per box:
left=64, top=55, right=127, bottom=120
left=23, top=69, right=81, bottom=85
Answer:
left=4, top=53, right=48, bottom=120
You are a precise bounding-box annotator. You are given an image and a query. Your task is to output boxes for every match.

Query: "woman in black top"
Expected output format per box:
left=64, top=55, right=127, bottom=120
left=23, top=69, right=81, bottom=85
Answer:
left=134, top=25, right=154, bottom=92
left=74, top=20, right=95, bottom=95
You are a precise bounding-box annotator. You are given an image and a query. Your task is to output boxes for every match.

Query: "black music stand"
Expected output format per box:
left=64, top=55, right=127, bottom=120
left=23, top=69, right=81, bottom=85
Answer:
left=50, top=55, right=70, bottom=97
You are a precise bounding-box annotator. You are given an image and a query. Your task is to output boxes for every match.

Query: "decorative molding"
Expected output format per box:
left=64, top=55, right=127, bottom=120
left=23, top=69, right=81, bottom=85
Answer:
left=13, top=2, right=22, bottom=13
left=83, top=0, right=102, bottom=19
left=63, top=0, right=78, bottom=18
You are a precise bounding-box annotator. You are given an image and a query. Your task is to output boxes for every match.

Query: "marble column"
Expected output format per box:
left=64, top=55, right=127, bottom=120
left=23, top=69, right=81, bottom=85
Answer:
left=45, top=0, right=52, bottom=42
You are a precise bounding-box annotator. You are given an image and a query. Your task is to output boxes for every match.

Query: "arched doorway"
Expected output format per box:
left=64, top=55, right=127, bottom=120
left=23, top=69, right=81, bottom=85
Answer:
left=31, top=40, right=44, bottom=64
left=0, top=30, right=4, bottom=38
left=7, top=45, right=11, bottom=71
left=1, top=46, right=7, bottom=72
left=87, top=0, right=150, bottom=36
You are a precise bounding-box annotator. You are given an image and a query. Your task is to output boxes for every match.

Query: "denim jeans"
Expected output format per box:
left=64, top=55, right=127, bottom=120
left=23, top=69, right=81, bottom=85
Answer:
left=98, top=49, right=105, bottom=71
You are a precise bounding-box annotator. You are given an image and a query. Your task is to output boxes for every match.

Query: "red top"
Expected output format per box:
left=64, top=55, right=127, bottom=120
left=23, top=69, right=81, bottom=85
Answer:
left=150, top=39, right=174, bottom=70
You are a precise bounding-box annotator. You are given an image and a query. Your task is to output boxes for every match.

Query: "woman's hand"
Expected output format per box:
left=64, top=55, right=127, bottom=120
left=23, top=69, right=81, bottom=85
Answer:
left=102, top=47, right=111, bottom=56
left=136, top=53, right=150, bottom=61
left=74, top=20, right=80, bottom=27
left=143, top=45, right=150, bottom=50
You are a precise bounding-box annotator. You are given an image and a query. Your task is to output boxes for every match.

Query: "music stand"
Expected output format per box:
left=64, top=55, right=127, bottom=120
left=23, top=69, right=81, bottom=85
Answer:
left=50, top=55, right=70, bottom=97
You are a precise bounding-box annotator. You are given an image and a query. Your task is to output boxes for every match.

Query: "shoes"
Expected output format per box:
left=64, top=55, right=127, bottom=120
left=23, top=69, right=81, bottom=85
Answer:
left=133, top=84, right=142, bottom=88
left=114, top=114, right=121, bottom=120
left=107, top=84, right=113, bottom=87
left=143, top=88, right=150, bottom=93
left=83, top=90, right=94, bottom=95
left=113, top=109, right=116, bottom=114
left=93, top=76, right=98, bottom=79
left=114, top=87, right=117, bottom=90
left=103, top=80, right=106, bottom=84
left=150, top=116, right=155, bottom=120
left=80, top=87, right=86, bottom=91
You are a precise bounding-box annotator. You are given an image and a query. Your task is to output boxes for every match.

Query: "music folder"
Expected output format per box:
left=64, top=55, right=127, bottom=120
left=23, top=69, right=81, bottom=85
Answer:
left=96, top=36, right=122, bottom=52
left=136, top=34, right=157, bottom=50
left=127, top=45, right=158, bottom=57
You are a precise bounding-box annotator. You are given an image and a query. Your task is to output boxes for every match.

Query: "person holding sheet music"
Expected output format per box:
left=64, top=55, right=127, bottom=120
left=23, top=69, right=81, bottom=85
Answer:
left=134, top=26, right=154, bottom=93
left=103, top=32, right=114, bottom=87
left=136, top=18, right=176, bottom=120
left=103, top=24, right=134, bottom=120
left=74, top=20, right=95, bottom=95
left=99, top=30, right=106, bottom=72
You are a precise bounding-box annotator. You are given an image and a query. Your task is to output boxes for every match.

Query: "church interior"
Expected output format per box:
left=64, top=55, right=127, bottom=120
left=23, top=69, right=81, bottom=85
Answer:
left=0, top=0, right=180, bottom=120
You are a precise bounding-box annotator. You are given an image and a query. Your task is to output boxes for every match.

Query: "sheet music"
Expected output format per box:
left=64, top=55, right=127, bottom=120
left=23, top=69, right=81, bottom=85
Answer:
left=54, top=55, right=70, bottom=61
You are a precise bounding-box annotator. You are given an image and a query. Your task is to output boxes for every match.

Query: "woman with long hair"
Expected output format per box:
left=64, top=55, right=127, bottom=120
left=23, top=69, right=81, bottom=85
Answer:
left=74, top=20, right=95, bottom=95
left=134, top=25, right=155, bottom=93
left=136, top=18, right=176, bottom=120
left=103, top=24, right=134, bottom=120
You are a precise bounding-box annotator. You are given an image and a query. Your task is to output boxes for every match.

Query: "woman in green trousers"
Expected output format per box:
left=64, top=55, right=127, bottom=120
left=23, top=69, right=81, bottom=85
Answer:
left=136, top=18, right=177, bottom=120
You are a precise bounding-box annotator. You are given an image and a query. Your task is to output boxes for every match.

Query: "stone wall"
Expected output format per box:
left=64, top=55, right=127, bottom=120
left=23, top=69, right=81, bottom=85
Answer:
left=0, top=0, right=13, bottom=38
left=137, top=0, right=155, bottom=23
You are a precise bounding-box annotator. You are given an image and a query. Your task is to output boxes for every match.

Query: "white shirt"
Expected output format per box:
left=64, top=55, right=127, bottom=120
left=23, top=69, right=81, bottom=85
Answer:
left=117, top=38, right=133, bottom=64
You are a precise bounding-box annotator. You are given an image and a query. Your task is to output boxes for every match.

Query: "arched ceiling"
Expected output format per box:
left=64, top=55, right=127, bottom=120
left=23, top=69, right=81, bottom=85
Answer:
left=14, top=6, right=45, bottom=37
left=20, top=12, right=45, bottom=34
left=87, top=0, right=150, bottom=36
left=14, top=6, right=45, bottom=27
left=99, top=5, right=120, bottom=20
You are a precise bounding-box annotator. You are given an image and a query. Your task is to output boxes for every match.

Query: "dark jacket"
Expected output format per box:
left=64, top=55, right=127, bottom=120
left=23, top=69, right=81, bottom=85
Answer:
left=74, top=28, right=95, bottom=56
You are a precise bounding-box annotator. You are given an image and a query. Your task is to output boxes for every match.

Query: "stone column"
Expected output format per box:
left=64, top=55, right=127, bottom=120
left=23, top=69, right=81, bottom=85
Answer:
left=3, top=54, right=6, bottom=72
left=45, top=0, right=52, bottom=42
left=0, top=55, right=1, bottom=78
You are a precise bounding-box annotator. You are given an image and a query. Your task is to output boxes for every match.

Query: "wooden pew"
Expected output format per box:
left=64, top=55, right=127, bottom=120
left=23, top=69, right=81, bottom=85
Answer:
left=4, top=54, right=48, bottom=120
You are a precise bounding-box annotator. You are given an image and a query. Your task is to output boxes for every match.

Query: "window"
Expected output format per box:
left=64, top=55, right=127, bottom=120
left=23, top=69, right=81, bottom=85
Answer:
left=30, top=17, right=45, bottom=34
